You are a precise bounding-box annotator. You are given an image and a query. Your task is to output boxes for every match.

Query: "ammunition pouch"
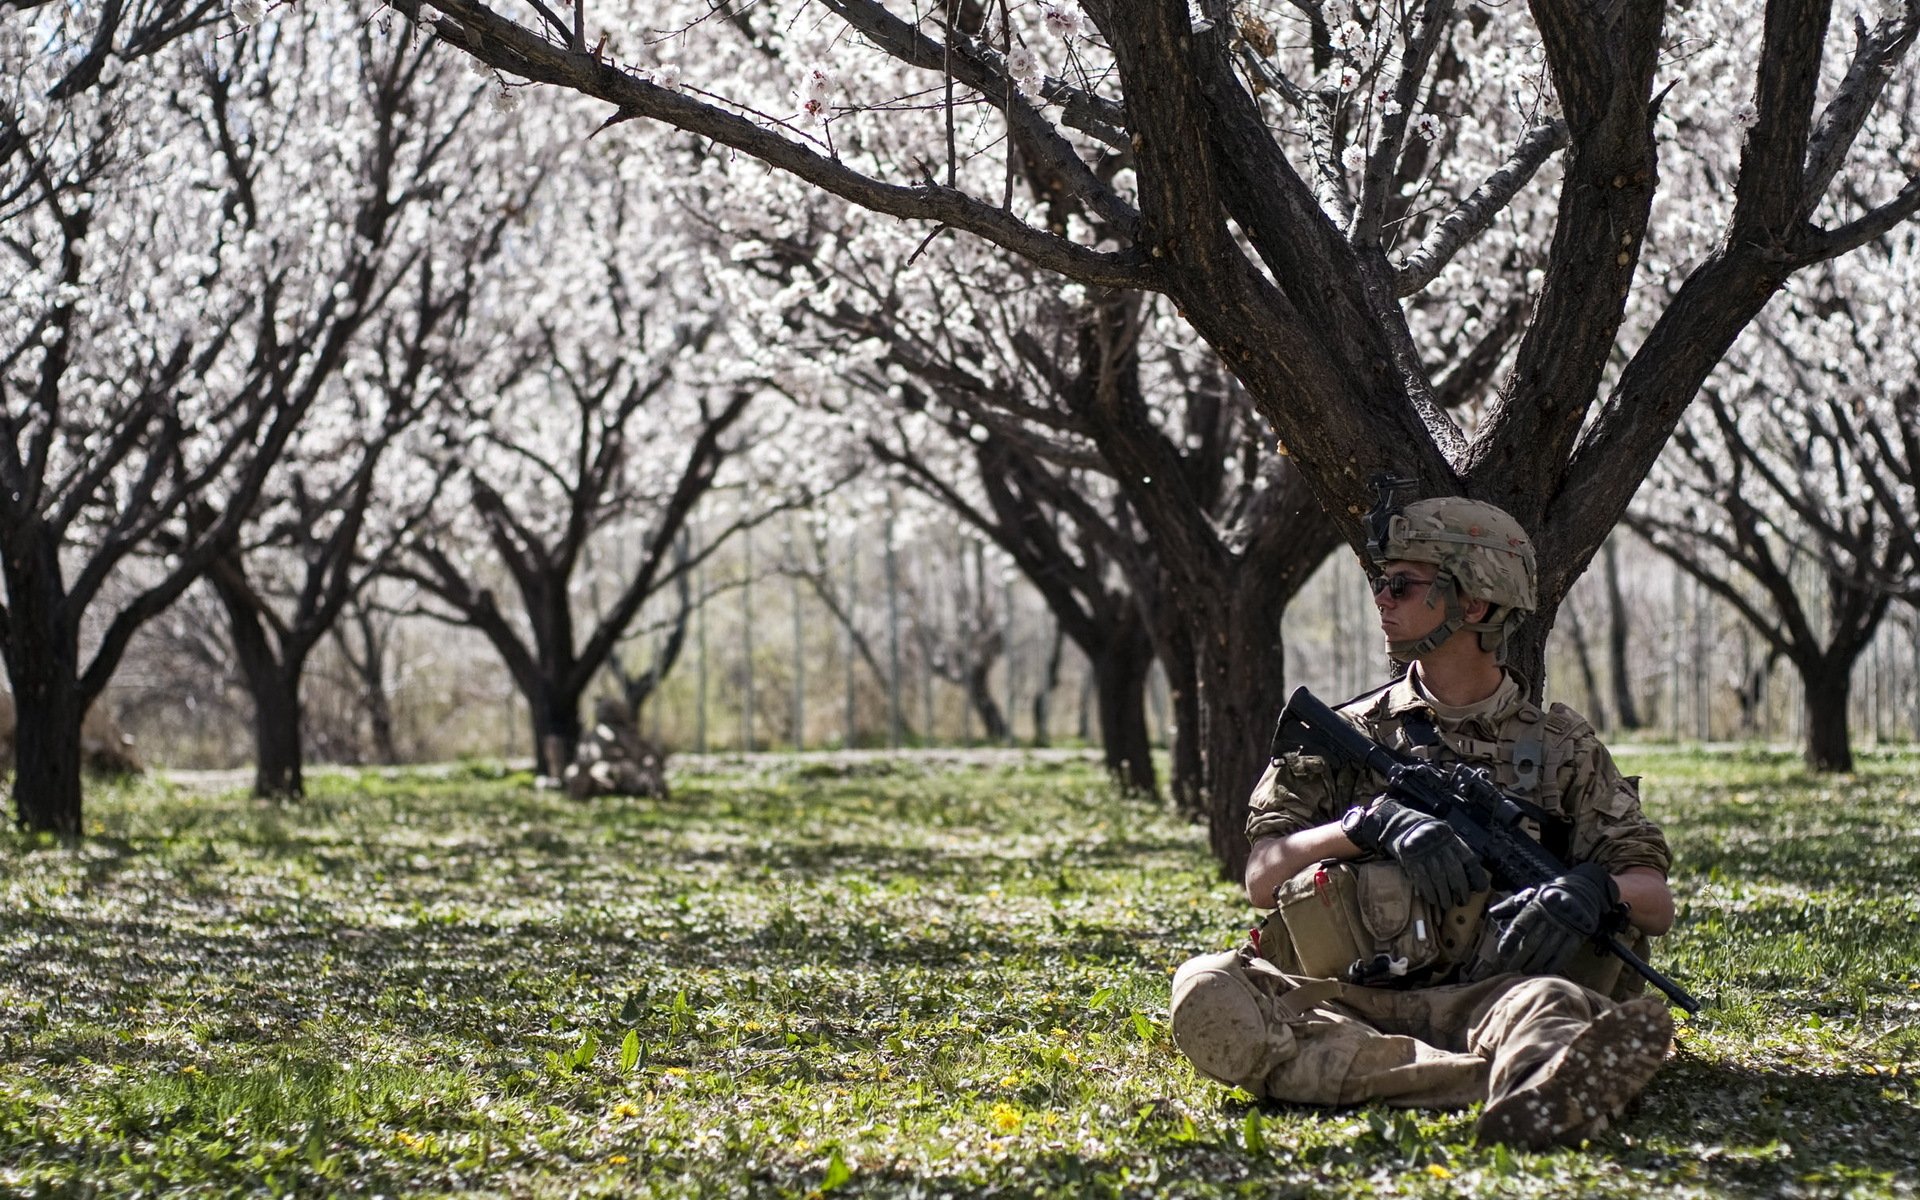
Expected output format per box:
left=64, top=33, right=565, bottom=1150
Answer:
left=1259, top=859, right=1488, bottom=986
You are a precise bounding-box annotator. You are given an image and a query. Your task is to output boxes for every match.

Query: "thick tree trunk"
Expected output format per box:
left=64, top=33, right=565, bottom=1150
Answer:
left=12, top=680, right=85, bottom=836
left=1090, top=643, right=1155, bottom=796
left=1196, top=613, right=1290, bottom=882
left=1800, top=663, right=1856, bottom=773
left=528, top=682, right=585, bottom=775
left=250, top=669, right=306, bottom=799
left=4, top=529, right=85, bottom=835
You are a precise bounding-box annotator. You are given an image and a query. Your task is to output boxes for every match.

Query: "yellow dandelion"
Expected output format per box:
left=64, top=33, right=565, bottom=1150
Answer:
left=179, top=1065, right=199, bottom=1076
left=612, top=1101, right=641, bottom=1118
left=1425, top=1164, right=1453, bottom=1179
left=1000, top=1073, right=1021, bottom=1088
left=989, top=1102, right=1023, bottom=1134
left=608, top=1154, right=630, bottom=1165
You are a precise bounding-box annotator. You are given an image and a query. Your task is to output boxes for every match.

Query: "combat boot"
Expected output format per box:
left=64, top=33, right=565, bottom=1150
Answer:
left=1474, top=996, right=1675, bottom=1150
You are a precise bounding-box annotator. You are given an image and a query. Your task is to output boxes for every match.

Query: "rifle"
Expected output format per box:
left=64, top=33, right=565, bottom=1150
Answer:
left=1271, top=685, right=1703, bottom=1015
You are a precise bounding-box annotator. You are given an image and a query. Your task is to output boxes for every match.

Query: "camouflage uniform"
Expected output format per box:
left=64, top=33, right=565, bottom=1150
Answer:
left=1170, top=492, right=1678, bottom=1146
left=1170, top=663, right=1675, bottom=1143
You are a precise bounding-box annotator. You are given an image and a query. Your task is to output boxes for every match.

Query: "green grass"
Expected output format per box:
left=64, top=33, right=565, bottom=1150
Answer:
left=0, top=749, right=1916, bottom=1198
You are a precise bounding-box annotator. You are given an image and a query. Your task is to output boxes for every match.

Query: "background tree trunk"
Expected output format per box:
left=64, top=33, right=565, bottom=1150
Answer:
left=1603, top=540, right=1643, bottom=730
left=11, top=677, right=85, bottom=836
left=249, top=669, right=305, bottom=799
left=1800, top=665, right=1856, bottom=772
left=4, top=531, right=85, bottom=834
left=1090, top=631, right=1155, bottom=794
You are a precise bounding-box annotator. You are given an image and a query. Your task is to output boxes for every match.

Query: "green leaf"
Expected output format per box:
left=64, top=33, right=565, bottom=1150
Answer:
left=574, top=1029, right=600, bottom=1068
left=1130, top=1011, right=1154, bottom=1041
left=620, top=1030, right=641, bottom=1072
left=618, top=992, right=643, bottom=1023
left=820, top=1145, right=853, bottom=1192
left=1241, top=1108, right=1266, bottom=1154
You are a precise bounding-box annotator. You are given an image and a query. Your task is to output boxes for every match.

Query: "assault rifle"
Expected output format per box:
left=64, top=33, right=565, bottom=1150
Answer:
left=1272, top=686, right=1703, bottom=1015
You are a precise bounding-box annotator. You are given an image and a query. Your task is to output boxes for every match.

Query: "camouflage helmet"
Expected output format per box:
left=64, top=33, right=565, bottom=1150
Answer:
left=1364, top=481, right=1536, bottom=660
left=1372, top=497, right=1537, bottom=612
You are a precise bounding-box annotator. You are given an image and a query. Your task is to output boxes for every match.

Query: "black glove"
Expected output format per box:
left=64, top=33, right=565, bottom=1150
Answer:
left=1340, top=798, right=1492, bottom=909
left=1487, top=862, right=1620, bottom=976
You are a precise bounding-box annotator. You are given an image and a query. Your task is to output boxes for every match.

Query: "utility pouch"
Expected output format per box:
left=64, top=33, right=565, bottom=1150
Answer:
left=1270, top=859, right=1487, bottom=985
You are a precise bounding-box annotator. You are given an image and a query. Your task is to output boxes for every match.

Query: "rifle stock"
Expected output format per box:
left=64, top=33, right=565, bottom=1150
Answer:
left=1272, top=686, right=1703, bottom=1016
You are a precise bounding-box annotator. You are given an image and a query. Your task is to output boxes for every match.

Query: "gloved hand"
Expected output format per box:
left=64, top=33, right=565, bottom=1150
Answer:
left=1487, top=862, right=1620, bottom=976
left=1340, top=798, right=1492, bottom=909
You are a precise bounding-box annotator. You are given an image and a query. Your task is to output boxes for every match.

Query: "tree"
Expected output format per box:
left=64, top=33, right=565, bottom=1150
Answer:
left=0, top=8, right=494, bottom=832
left=383, top=0, right=1920, bottom=872
left=386, top=165, right=823, bottom=772
left=1633, top=253, right=1919, bottom=770
left=202, top=266, right=476, bottom=799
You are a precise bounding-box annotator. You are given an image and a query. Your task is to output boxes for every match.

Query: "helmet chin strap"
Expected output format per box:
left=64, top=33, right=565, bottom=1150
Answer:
left=1386, top=577, right=1515, bottom=664
left=1386, top=573, right=1469, bottom=661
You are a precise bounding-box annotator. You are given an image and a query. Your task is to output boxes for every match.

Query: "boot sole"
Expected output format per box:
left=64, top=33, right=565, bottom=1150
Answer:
left=1475, top=996, right=1676, bottom=1150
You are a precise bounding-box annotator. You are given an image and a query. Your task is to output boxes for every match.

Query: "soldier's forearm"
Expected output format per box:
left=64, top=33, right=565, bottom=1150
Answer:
left=1244, top=824, right=1363, bottom=907
left=1613, top=866, right=1674, bottom=936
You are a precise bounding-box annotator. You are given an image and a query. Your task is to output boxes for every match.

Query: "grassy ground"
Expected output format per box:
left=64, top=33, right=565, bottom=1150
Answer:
left=1, top=748, right=1916, bottom=1198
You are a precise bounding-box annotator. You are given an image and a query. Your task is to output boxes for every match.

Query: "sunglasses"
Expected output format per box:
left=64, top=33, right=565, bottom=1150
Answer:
left=1369, top=572, right=1436, bottom=600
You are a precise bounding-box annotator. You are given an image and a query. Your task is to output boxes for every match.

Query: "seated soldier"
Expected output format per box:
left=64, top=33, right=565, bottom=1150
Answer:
left=1168, top=492, right=1678, bottom=1149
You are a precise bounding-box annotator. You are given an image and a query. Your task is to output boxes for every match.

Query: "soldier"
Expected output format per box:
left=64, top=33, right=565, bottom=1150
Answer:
left=1168, top=491, right=1679, bottom=1149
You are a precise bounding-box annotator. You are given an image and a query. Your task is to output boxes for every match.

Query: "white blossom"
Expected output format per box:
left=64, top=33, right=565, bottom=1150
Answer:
left=1042, top=4, right=1086, bottom=40
left=1340, top=143, right=1367, bottom=171
left=1412, top=112, right=1442, bottom=141
left=1007, top=45, right=1044, bottom=95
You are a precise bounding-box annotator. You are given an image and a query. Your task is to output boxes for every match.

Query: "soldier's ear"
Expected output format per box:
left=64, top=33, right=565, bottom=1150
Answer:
left=1463, top=595, right=1492, bottom=623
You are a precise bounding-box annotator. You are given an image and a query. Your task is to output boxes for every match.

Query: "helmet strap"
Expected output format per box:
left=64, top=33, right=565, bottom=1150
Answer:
left=1386, top=573, right=1468, bottom=660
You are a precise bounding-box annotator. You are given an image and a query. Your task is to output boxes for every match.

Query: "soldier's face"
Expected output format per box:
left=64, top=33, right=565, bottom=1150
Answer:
left=1372, top=560, right=1444, bottom=644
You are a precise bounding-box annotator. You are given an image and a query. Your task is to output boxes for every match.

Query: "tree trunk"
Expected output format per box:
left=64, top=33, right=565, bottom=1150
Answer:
left=211, top=560, right=311, bottom=800
left=964, top=660, right=1009, bottom=741
left=250, top=668, right=306, bottom=799
left=1030, top=621, right=1064, bottom=748
left=4, top=529, right=85, bottom=835
left=1562, top=599, right=1608, bottom=730
left=1159, top=627, right=1205, bottom=816
left=1602, top=540, right=1643, bottom=730
left=1800, top=662, right=1856, bottom=773
left=1195, top=611, right=1290, bottom=881
left=11, top=679, right=85, bottom=836
left=1090, top=643, right=1155, bottom=796
left=529, top=682, right=585, bottom=775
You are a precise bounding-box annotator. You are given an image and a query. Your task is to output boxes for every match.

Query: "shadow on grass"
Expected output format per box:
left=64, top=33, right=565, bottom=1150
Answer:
left=1640, top=1058, right=1920, bottom=1197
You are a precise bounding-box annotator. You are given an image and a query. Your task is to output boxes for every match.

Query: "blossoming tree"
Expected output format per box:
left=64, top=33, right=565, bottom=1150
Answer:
left=0, top=7, right=507, bottom=832
left=377, top=0, right=1920, bottom=871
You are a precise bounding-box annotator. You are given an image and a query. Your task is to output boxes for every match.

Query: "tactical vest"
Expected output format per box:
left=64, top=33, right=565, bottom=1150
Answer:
left=1255, top=687, right=1638, bottom=997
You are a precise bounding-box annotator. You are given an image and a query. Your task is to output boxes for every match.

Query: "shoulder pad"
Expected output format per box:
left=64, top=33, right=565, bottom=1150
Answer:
left=1543, top=701, right=1598, bottom=743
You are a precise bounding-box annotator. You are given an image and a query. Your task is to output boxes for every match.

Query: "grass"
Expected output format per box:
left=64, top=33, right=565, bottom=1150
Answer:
left=0, top=748, right=1916, bottom=1198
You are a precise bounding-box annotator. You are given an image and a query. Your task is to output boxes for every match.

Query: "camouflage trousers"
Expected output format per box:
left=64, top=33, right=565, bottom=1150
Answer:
left=1168, top=946, right=1616, bottom=1109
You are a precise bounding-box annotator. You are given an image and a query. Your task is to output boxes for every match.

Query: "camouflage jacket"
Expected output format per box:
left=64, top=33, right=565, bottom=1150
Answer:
left=1247, top=668, right=1670, bottom=878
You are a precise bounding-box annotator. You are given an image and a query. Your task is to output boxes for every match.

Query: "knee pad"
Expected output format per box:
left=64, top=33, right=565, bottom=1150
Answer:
left=1170, top=952, right=1294, bottom=1089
